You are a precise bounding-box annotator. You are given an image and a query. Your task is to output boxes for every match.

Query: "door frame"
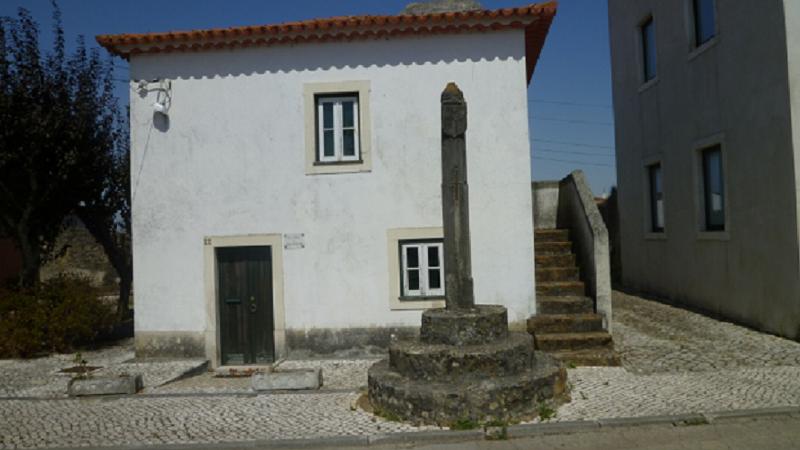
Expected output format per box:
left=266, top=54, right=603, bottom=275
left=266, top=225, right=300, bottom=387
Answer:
left=203, top=234, right=287, bottom=368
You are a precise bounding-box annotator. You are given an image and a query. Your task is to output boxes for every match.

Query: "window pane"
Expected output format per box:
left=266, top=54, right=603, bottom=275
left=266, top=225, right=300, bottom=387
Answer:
left=703, top=147, right=725, bottom=230
left=694, top=0, right=715, bottom=46
left=428, top=269, right=441, bottom=290
left=343, top=129, right=356, bottom=157
left=427, top=246, right=439, bottom=267
left=642, top=18, right=657, bottom=81
left=406, top=246, right=419, bottom=268
left=323, top=130, right=335, bottom=157
left=649, top=164, right=664, bottom=232
left=408, top=269, right=420, bottom=291
left=342, top=101, right=355, bottom=128
left=322, top=102, right=333, bottom=129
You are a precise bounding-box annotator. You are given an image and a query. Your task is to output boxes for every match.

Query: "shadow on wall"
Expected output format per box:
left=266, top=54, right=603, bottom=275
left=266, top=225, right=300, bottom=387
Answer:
left=597, top=187, right=621, bottom=286
left=128, top=33, right=522, bottom=81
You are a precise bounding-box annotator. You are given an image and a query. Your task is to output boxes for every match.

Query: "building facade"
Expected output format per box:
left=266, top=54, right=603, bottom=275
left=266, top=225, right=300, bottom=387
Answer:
left=608, top=0, right=800, bottom=339
left=98, top=4, right=556, bottom=365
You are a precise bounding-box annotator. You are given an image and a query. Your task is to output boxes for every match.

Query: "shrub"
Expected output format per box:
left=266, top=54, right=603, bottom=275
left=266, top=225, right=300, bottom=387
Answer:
left=0, top=276, right=115, bottom=358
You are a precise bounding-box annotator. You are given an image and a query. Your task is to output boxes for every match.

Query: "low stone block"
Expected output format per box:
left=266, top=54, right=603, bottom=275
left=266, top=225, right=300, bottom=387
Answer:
left=251, top=368, right=322, bottom=391
left=68, top=374, right=143, bottom=397
left=420, top=305, right=508, bottom=346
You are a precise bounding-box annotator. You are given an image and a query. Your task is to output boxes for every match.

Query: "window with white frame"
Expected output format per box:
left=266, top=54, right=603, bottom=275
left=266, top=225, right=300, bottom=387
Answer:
left=316, top=94, right=360, bottom=163
left=400, top=240, right=444, bottom=298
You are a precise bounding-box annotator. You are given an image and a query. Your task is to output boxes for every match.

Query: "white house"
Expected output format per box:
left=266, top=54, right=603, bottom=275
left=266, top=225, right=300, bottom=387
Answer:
left=97, top=2, right=557, bottom=366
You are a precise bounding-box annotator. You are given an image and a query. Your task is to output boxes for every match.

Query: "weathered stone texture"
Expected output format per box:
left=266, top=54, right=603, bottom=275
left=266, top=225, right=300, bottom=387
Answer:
left=286, top=326, right=418, bottom=358
left=251, top=368, right=322, bottom=391
left=368, top=352, right=567, bottom=425
left=68, top=374, right=143, bottom=397
left=420, top=305, right=508, bottom=346
left=403, top=0, right=482, bottom=15
left=389, top=332, right=533, bottom=381
left=134, top=332, right=205, bottom=359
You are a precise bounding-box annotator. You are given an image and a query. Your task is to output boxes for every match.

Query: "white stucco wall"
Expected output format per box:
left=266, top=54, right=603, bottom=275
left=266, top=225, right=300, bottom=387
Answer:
left=129, top=31, right=536, bottom=343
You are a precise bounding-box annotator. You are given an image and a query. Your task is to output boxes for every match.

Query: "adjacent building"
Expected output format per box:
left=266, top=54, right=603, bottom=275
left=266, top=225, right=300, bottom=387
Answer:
left=97, top=3, right=556, bottom=365
left=608, top=0, right=800, bottom=339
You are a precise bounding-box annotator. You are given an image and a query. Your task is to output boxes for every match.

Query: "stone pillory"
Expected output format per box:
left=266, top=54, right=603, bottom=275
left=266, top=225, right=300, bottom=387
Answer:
left=441, top=83, right=474, bottom=310
left=368, top=84, right=568, bottom=426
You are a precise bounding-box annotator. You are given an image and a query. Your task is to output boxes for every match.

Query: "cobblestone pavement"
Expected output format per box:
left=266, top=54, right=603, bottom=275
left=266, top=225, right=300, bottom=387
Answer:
left=611, top=291, right=800, bottom=374
left=0, top=392, right=434, bottom=449
left=0, top=339, right=206, bottom=399
left=2, top=291, right=800, bottom=448
left=150, top=359, right=377, bottom=394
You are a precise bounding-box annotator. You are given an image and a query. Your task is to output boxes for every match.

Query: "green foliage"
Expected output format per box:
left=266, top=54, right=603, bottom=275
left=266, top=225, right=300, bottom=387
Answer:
left=373, top=407, right=402, bottom=423
left=0, top=2, right=127, bottom=288
left=0, top=275, right=115, bottom=358
left=450, top=418, right=480, bottom=430
left=537, top=402, right=556, bottom=422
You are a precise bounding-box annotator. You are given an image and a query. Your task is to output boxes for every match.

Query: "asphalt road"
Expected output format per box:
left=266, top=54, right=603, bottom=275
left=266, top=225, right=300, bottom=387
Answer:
left=309, top=413, right=800, bottom=450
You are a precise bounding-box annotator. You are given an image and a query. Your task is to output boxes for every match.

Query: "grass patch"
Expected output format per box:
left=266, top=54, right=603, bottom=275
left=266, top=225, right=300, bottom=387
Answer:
left=450, top=418, right=480, bottom=430
left=537, top=402, right=557, bottom=422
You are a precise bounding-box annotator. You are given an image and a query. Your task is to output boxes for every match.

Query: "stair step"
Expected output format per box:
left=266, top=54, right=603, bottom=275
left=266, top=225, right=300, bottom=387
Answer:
left=528, top=313, right=604, bottom=334
left=535, top=254, right=576, bottom=269
left=534, top=229, right=570, bottom=242
left=534, top=331, right=613, bottom=352
left=552, top=348, right=621, bottom=367
left=538, top=296, right=593, bottom=314
left=535, top=242, right=573, bottom=255
left=536, top=267, right=579, bottom=282
left=536, top=281, right=585, bottom=296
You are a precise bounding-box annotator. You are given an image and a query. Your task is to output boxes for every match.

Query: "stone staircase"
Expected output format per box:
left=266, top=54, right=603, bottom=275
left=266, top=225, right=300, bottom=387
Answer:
left=528, top=229, right=620, bottom=366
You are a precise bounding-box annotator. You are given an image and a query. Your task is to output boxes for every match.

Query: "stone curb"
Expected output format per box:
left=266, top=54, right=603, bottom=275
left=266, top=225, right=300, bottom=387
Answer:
left=37, top=406, right=800, bottom=450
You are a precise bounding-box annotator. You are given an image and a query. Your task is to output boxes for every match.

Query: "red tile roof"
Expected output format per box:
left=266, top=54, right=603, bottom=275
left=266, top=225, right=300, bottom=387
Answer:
left=96, top=2, right=557, bottom=84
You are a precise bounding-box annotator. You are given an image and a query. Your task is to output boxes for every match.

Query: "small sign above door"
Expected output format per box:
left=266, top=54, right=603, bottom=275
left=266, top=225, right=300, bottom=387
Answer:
left=284, top=233, right=305, bottom=250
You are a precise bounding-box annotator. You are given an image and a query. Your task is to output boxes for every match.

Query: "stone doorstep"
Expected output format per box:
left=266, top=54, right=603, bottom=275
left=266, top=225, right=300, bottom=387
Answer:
left=533, top=229, right=570, bottom=243
left=536, top=281, right=586, bottom=296
left=251, top=367, right=322, bottom=391
left=67, top=374, right=143, bottom=397
left=535, top=253, right=576, bottom=269
left=214, top=364, right=276, bottom=378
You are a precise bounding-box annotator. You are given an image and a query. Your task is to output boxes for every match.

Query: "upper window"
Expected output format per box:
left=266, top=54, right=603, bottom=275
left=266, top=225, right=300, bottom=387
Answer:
left=648, top=163, right=664, bottom=232
left=315, top=94, right=360, bottom=163
left=400, top=240, right=444, bottom=298
left=701, top=145, right=725, bottom=231
left=693, top=0, right=716, bottom=47
left=641, top=17, right=657, bottom=82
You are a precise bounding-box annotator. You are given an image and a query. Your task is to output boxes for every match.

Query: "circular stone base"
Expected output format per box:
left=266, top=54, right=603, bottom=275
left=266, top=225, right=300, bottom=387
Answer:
left=420, top=305, right=508, bottom=346
left=389, top=332, right=533, bottom=381
left=368, top=352, right=568, bottom=426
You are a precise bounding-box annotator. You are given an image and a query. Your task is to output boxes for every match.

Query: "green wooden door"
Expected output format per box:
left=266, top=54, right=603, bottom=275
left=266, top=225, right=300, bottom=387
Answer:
left=216, top=246, right=274, bottom=365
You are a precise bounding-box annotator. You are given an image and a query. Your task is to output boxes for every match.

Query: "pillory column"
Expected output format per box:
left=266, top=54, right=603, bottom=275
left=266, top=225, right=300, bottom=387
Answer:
left=441, top=82, right=475, bottom=310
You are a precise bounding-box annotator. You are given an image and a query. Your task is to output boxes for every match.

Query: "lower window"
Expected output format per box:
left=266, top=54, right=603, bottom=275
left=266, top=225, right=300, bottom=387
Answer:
left=400, top=240, right=444, bottom=298
left=701, top=145, right=725, bottom=231
left=648, top=163, right=664, bottom=232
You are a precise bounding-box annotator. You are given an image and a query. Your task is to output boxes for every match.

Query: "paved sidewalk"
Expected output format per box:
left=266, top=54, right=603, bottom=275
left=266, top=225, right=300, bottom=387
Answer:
left=1, top=291, right=800, bottom=449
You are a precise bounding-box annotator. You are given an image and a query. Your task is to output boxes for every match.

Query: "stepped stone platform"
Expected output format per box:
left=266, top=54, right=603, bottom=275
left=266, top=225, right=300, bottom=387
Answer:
left=368, top=305, right=569, bottom=426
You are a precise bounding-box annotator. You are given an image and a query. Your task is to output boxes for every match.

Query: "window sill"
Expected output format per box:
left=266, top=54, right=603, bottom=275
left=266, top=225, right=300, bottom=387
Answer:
left=638, top=77, right=659, bottom=94
left=696, top=230, right=730, bottom=241
left=688, top=36, right=718, bottom=62
left=644, top=232, right=667, bottom=241
left=399, top=296, right=445, bottom=301
left=390, top=297, right=445, bottom=311
left=306, top=159, right=371, bottom=175
left=313, top=159, right=364, bottom=166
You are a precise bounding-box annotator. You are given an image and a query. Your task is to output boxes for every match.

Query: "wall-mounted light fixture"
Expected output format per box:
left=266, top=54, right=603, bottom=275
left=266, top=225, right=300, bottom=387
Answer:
left=137, top=79, right=172, bottom=117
